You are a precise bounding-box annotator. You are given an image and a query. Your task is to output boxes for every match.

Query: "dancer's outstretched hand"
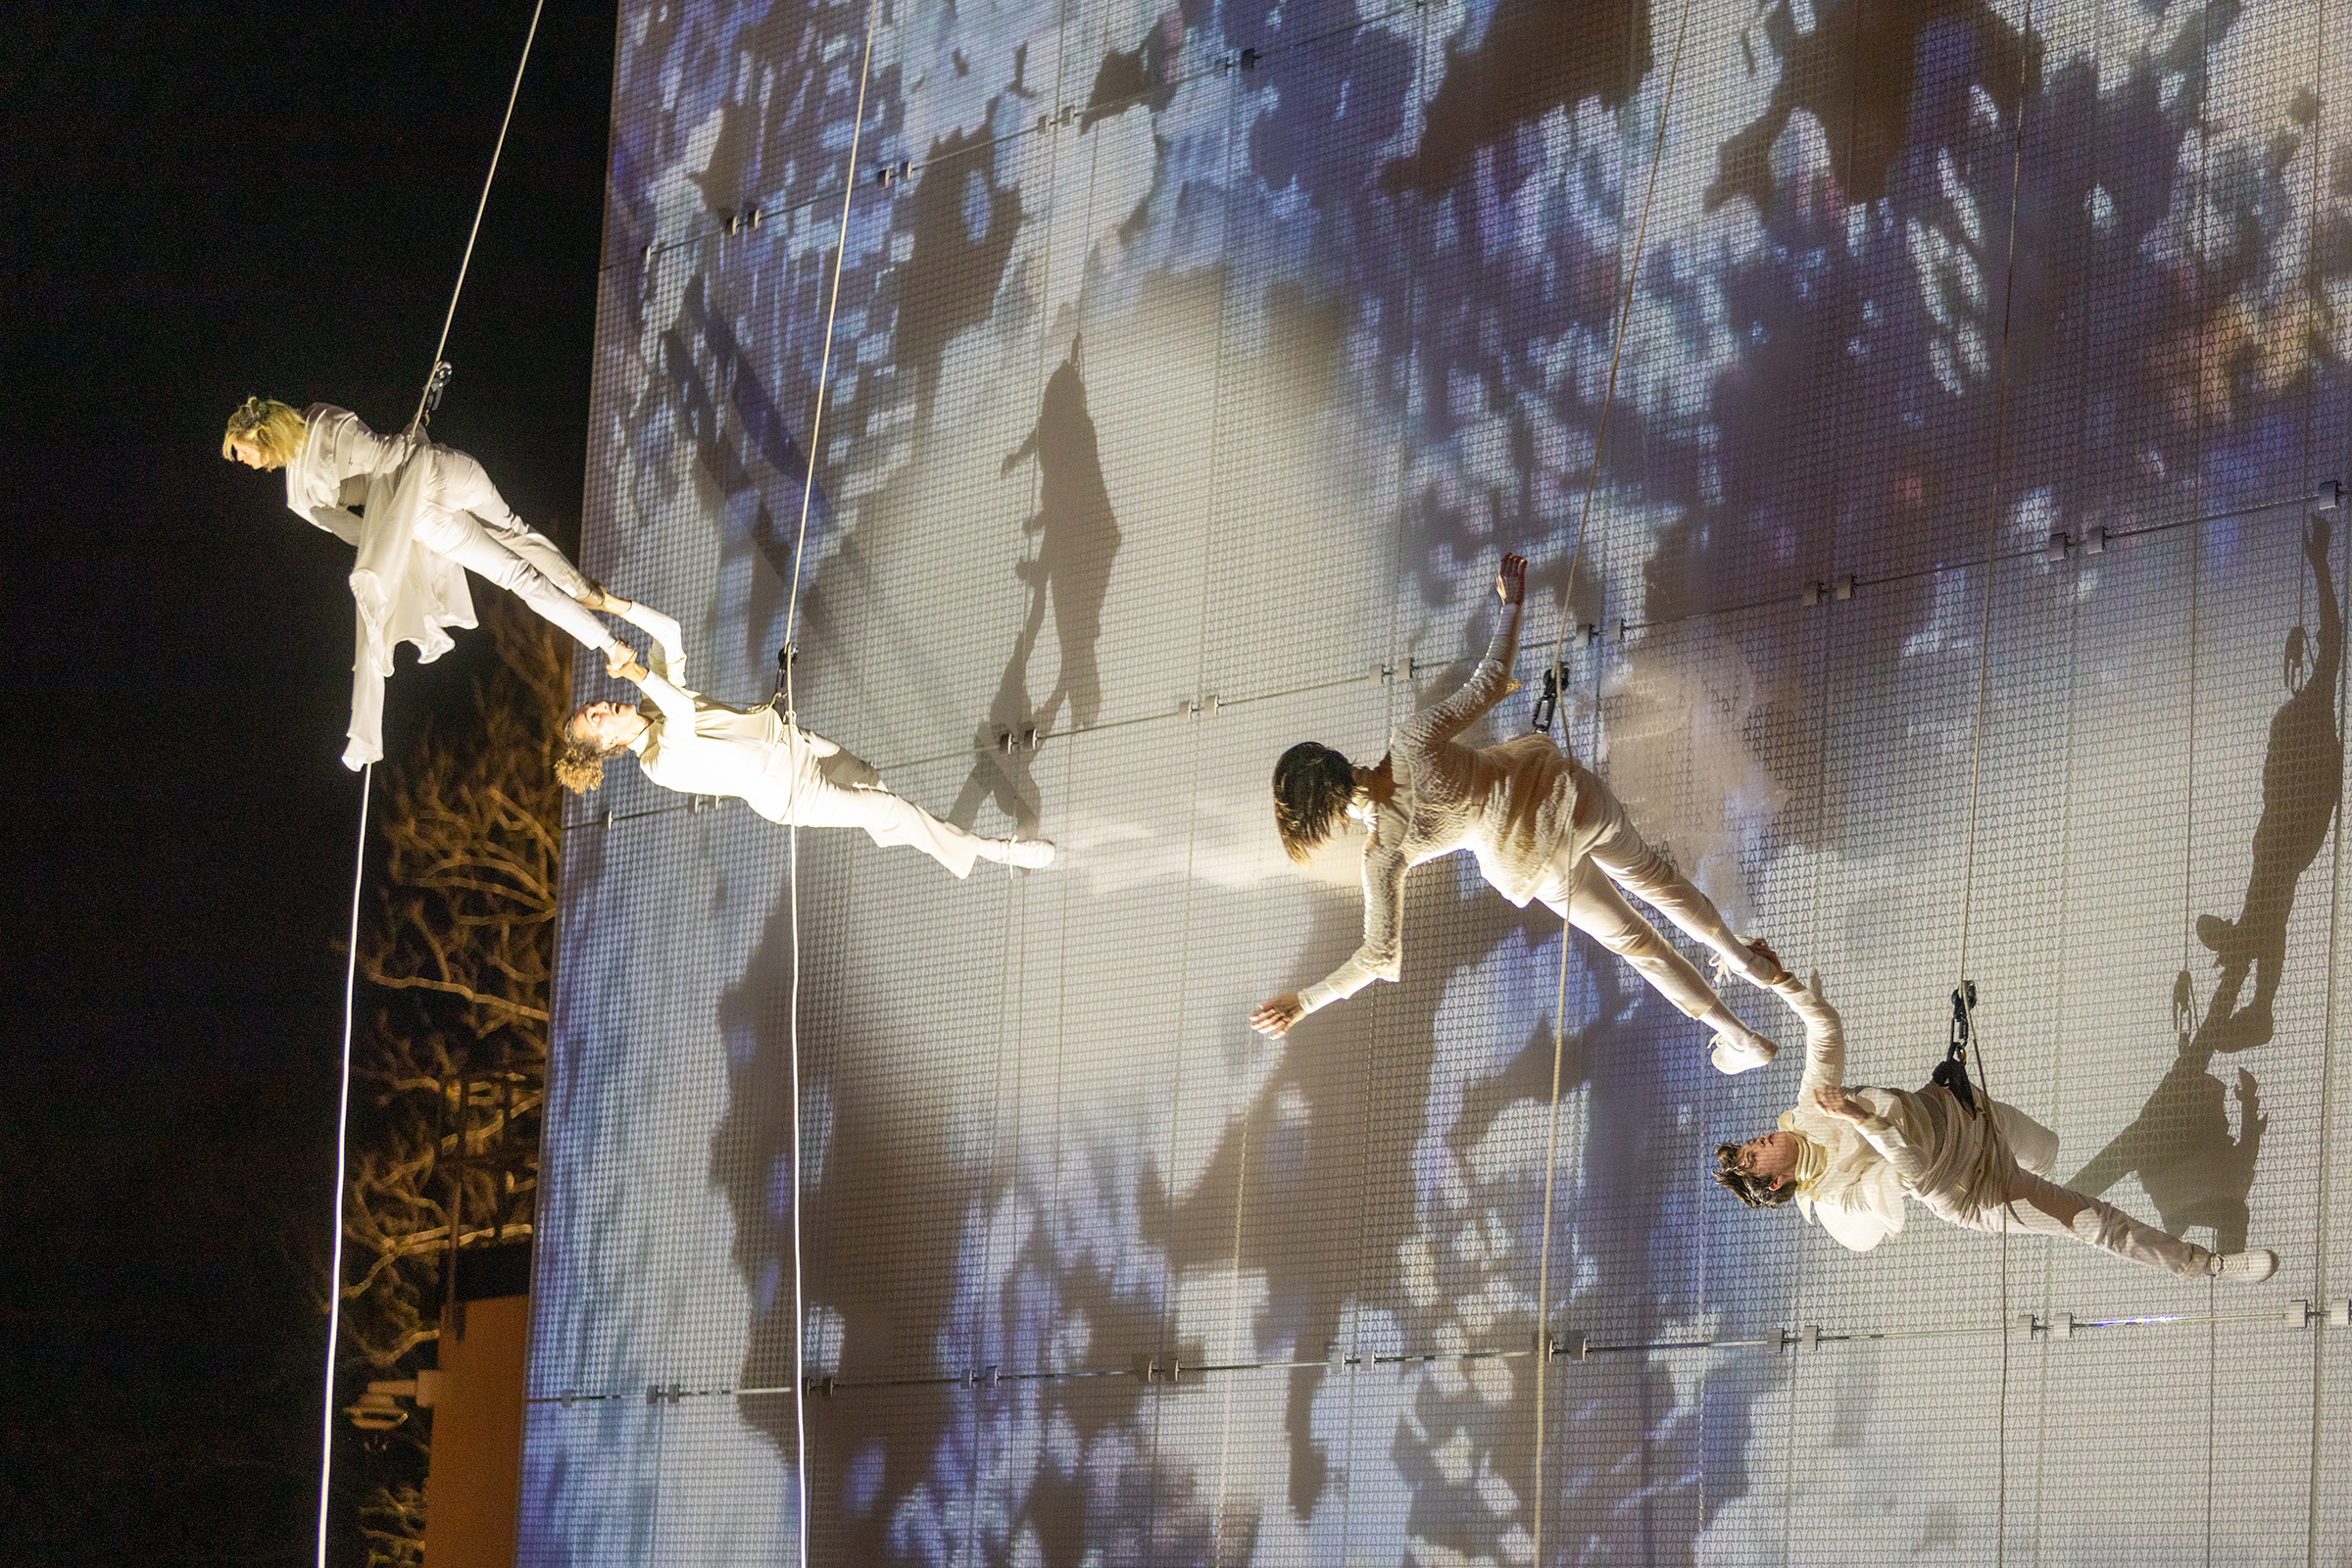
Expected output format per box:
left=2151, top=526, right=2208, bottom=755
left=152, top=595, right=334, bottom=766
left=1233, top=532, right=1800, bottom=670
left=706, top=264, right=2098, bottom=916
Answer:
left=1250, top=994, right=1306, bottom=1038
left=1812, top=1085, right=1869, bottom=1123
left=1496, top=552, right=1528, bottom=605
left=1743, top=935, right=1790, bottom=987
left=605, top=642, right=639, bottom=679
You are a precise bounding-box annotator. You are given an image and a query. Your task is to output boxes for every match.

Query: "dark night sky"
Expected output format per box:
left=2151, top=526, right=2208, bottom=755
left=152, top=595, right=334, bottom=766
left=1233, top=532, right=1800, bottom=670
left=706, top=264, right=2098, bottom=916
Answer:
left=0, top=3, right=616, bottom=1556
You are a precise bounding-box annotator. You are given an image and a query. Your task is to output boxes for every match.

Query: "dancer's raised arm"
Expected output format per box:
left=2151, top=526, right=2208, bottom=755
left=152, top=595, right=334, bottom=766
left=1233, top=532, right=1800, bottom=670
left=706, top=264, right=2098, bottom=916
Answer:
left=1252, top=552, right=1792, bottom=1074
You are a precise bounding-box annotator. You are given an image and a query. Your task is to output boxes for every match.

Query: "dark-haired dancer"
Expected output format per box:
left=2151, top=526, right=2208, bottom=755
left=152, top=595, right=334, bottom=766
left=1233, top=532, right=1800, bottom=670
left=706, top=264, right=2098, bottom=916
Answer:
left=1250, top=553, right=1789, bottom=1073
left=1715, top=979, right=2277, bottom=1280
left=557, top=602, right=1054, bottom=880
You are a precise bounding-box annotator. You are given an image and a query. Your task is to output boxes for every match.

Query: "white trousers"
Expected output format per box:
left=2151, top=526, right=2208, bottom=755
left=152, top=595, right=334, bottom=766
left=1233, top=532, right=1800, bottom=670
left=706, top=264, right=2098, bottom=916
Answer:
left=1528, top=761, right=1771, bottom=1021
left=740, top=744, right=1003, bottom=879
left=1941, top=1102, right=2213, bottom=1278
left=413, top=506, right=613, bottom=653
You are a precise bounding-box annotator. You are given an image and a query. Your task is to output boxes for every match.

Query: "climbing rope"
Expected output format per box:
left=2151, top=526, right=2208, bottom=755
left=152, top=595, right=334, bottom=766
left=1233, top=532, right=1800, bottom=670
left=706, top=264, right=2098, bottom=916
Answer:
left=315, top=763, right=371, bottom=1568
left=315, top=10, right=546, bottom=1567
left=778, top=3, right=888, bottom=1559
left=1529, top=3, right=1692, bottom=1558
left=1947, top=4, right=2038, bottom=1556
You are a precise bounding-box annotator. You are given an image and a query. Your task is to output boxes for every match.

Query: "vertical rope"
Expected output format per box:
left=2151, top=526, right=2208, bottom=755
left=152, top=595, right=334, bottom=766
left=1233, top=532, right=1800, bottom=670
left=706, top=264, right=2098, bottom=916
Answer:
left=316, top=9, right=548, bottom=1550
left=777, top=6, right=886, bottom=1559
left=1943, top=6, right=2035, bottom=1557
left=411, top=0, right=548, bottom=432
left=314, top=762, right=371, bottom=1568
left=1530, top=9, right=1690, bottom=1562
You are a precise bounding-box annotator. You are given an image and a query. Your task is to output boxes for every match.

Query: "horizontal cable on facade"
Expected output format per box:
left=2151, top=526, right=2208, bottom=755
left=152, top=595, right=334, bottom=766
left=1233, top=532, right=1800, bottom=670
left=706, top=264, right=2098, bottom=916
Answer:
left=524, top=1295, right=2344, bottom=1407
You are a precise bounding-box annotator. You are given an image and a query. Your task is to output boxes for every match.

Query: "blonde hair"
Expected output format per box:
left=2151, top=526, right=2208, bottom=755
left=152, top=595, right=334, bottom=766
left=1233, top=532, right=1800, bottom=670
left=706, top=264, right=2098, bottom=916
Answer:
left=555, top=706, right=627, bottom=795
left=221, top=397, right=308, bottom=469
left=553, top=737, right=609, bottom=795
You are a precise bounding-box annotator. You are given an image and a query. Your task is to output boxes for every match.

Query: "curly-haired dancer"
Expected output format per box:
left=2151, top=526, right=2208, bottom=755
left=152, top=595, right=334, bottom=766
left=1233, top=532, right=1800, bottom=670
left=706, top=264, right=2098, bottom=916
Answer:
left=558, top=602, right=1054, bottom=879
left=1715, top=979, right=2277, bottom=1280
left=1250, top=553, right=1789, bottom=1073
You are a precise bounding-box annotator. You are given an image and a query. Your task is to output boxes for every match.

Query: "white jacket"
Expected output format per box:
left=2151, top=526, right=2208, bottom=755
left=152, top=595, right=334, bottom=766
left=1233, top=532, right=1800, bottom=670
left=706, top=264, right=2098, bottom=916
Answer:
left=1301, top=597, right=1584, bottom=1011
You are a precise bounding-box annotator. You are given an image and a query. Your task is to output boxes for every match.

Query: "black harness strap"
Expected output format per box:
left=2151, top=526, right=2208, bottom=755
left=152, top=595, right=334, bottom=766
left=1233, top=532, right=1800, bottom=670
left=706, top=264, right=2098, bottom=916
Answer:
left=1929, top=981, right=1982, bottom=1115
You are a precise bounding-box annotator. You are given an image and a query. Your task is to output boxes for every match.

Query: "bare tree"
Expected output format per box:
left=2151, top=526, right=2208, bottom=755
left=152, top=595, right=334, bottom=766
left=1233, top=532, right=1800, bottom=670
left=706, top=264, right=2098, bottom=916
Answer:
left=329, top=595, right=569, bottom=1564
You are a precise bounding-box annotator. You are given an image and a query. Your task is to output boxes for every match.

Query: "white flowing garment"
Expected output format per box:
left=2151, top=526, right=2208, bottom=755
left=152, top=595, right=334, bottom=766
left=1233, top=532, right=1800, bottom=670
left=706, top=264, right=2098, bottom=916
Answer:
left=284, top=409, right=475, bottom=769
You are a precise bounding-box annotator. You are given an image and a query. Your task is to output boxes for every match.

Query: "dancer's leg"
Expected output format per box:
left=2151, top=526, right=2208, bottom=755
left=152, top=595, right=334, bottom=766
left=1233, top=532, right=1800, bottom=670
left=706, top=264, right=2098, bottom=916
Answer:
left=1983, top=1164, right=2214, bottom=1279
left=418, top=508, right=616, bottom=653
left=1570, top=763, right=1778, bottom=989
left=770, top=770, right=1008, bottom=879
left=1544, top=859, right=1773, bottom=1065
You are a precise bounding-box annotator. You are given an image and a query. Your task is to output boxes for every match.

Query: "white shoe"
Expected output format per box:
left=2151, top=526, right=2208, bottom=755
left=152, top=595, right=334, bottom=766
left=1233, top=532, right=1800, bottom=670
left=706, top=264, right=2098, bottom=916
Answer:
left=2209, top=1249, right=2277, bottom=1283
left=1709, top=1030, right=1778, bottom=1075
left=998, top=838, right=1056, bottom=870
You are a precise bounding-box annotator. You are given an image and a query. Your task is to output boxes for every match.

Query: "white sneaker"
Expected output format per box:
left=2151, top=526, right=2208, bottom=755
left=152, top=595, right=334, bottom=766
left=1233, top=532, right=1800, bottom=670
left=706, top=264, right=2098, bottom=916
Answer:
left=2209, top=1249, right=2277, bottom=1283
left=1709, top=1031, right=1778, bottom=1075
left=998, top=838, right=1056, bottom=870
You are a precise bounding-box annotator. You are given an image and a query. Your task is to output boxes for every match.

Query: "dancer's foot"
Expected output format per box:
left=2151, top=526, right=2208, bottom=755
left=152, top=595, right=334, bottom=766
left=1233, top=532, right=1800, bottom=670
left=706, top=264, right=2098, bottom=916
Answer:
left=2208, top=1249, right=2277, bottom=1283
left=1709, top=1029, right=1778, bottom=1075
left=989, top=838, right=1056, bottom=870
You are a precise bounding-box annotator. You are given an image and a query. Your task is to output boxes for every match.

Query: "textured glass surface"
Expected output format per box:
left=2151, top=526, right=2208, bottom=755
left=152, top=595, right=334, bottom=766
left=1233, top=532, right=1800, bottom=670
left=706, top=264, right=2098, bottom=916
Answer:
left=521, top=2, right=2352, bottom=1561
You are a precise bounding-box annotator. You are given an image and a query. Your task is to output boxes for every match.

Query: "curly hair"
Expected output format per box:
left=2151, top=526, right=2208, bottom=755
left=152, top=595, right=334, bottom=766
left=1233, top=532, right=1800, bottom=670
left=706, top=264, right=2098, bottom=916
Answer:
left=220, top=397, right=308, bottom=469
left=554, top=706, right=629, bottom=795
left=553, top=737, right=609, bottom=795
left=1272, top=741, right=1358, bottom=862
left=1712, top=1143, right=1797, bottom=1208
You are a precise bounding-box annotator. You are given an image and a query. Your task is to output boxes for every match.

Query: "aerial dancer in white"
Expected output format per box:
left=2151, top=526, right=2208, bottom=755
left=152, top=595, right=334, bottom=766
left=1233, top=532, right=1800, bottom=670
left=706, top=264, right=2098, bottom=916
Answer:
left=557, top=599, right=1056, bottom=879
left=1250, top=552, right=1791, bottom=1073
left=223, top=397, right=636, bottom=768
left=1715, top=979, right=2278, bottom=1281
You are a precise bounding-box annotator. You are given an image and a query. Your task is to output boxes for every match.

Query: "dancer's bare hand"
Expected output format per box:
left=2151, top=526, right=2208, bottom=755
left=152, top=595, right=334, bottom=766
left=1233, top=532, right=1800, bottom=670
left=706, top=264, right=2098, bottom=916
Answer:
left=1496, top=552, right=1528, bottom=606
left=1744, top=935, right=1789, bottom=986
left=1813, top=1085, right=1869, bottom=1123
left=605, top=642, right=639, bottom=678
left=1250, top=994, right=1306, bottom=1038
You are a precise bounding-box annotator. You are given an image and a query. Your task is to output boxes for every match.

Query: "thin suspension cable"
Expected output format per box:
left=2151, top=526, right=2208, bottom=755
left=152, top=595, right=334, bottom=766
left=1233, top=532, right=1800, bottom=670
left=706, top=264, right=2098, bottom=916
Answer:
left=411, top=0, right=548, bottom=432
left=779, top=6, right=887, bottom=1562
left=1944, top=8, right=2036, bottom=1558
left=314, top=762, right=372, bottom=1568
left=1530, top=9, right=1690, bottom=1561
left=320, top=11, right=547, bottom=1557
left=1546, top=0, right=1691, bottom=673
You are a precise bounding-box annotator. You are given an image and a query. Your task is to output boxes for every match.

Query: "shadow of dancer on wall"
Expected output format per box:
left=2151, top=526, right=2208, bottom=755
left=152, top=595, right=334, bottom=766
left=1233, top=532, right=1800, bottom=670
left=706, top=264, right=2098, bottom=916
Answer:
left=950, top=342, right=1123, bottom=834
left=2193, top=514, right=2343, bottom=1053
left=2068, top=514, right=2340, bottom=1250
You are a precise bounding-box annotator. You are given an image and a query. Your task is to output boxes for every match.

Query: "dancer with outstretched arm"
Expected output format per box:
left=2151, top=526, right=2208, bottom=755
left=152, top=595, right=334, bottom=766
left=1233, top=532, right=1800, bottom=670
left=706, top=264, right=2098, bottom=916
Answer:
left=557, top=601, right=1055, bottom=880
left=1250, top=552, right=1792, bottom=1073
left=224, top=397, right=637, bottom=766
left=1714, top=979, right=2278, bottom=1280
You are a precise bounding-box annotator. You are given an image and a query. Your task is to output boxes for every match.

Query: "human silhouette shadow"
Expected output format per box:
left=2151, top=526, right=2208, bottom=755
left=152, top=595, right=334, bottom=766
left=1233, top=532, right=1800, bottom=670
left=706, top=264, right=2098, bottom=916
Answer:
left=1003, top=342, right=1121, bottom=736
left=2066, top=971, right=2268, bottom=1254
left=946, top=579, right=1047, bottom=837
left=948, top=345, right=1122, bottom=835
left=2191, top=514, right=2342, bottom=1052
left=2066, top=516, right=2338, bottom=1243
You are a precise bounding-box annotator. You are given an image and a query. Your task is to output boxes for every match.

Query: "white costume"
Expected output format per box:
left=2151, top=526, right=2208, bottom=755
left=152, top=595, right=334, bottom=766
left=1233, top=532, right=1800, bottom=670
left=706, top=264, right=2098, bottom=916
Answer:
left=284, top=405, right=620, bottom=769
left=613, top=608, right=1027, bottom=879
left=1297, top=595, right=1779, bottom=1049
left=1776, top=983, right=2216, bottom=1277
